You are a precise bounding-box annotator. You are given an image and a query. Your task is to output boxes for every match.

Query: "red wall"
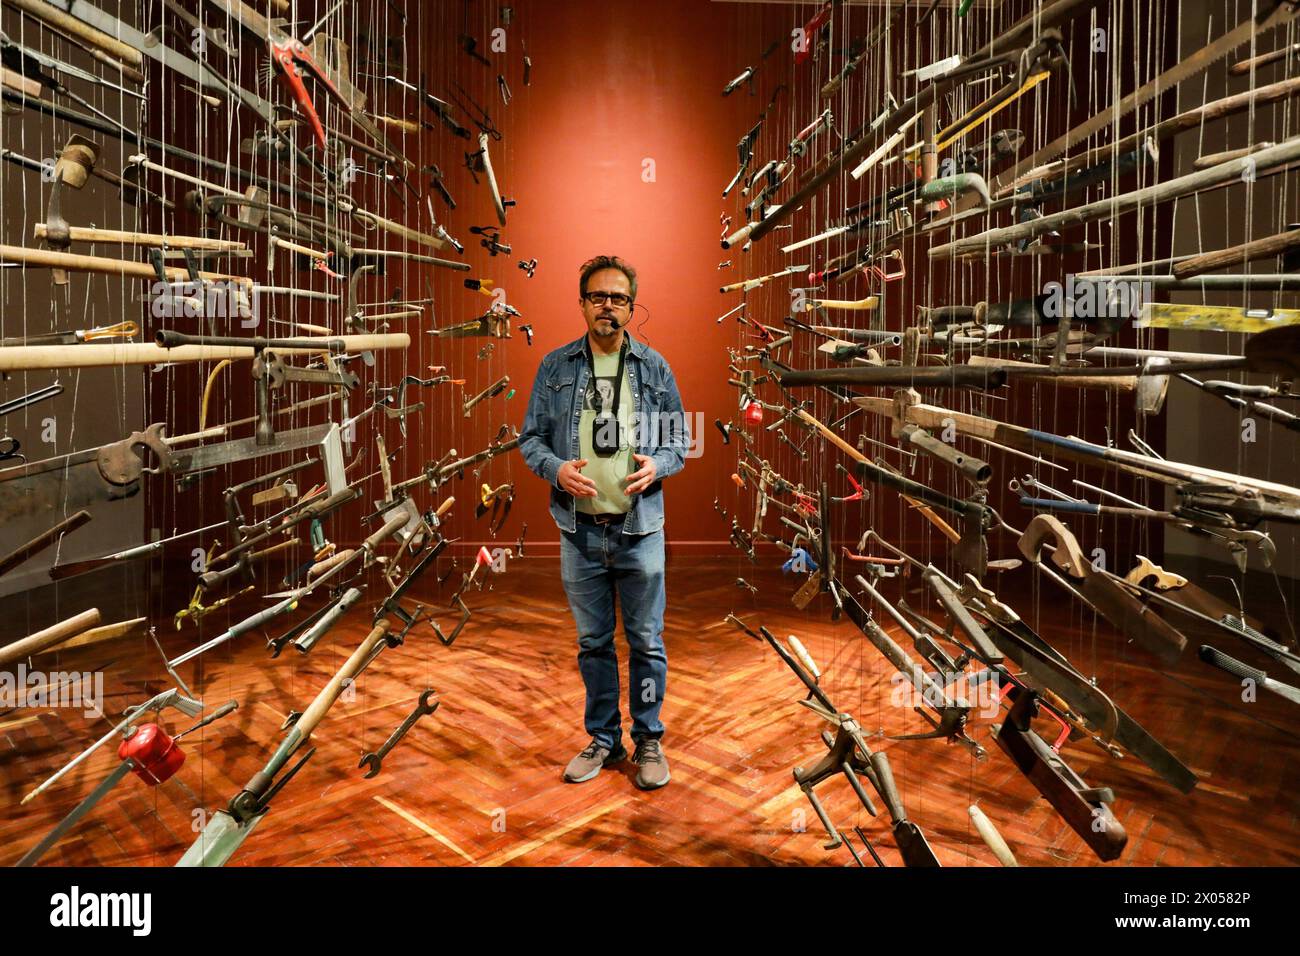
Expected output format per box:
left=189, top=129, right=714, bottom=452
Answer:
left=450, top=0, right=773, bottom=553
left=131, top=0, right=1168, bottom=571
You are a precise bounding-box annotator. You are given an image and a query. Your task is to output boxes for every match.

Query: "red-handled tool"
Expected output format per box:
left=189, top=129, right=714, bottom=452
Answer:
left=208, top=0, right=397, bottom=159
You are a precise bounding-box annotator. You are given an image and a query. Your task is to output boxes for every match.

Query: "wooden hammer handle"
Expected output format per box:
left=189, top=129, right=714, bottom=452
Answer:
left=0, top=608, right=102, bottom=666
left=34, top=616, right=147, bottom=655
left=8, top=0, right=144, bottom=67
left=0, top=510, right=92, bottom=578
left=2, top=66, right=43, bottom=98
left=295, top=621, right=391, bottom=740
left=1172, top=227, right=1300, bottom=279
left=0, top=243, right=252, bottom=286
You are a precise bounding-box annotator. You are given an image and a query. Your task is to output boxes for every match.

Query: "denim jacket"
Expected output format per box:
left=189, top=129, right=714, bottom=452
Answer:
left=519, top=332, right=687, bottom=535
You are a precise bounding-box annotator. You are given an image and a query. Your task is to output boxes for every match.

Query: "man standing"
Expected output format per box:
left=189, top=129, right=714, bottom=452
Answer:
left=519, top=255, right=688, bottom=790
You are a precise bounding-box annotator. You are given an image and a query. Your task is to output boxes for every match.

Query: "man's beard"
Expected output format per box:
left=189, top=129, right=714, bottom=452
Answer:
left=593, top=314, right=618, bottom=335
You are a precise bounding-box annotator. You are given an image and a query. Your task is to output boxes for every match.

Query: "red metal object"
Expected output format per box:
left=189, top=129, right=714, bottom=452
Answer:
left=313, top=255, right=343, bottom=280
left=118, top=724, right=185, bottom=786
left=270, top=41, right=337, bottom=151
left=795, top=3, right=833, bottom=65
left=871, top=250, right=907, bottom=283
left=994, top=681, right=1073, bottom=753
left=839, top=474, right=865, bottom=502
left=744, top=401, right=764, bottom=425
left=214, top=0, right=375, bottom=154
left=476, top=545, right=494, bottom=566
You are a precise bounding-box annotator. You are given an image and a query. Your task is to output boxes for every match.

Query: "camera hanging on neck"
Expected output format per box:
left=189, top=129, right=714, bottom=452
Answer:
left=587, top=336, right=628, bottom=457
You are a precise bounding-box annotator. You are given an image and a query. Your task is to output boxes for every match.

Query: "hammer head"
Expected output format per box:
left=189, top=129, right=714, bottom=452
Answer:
left=53, top=135, right=99, bottom=189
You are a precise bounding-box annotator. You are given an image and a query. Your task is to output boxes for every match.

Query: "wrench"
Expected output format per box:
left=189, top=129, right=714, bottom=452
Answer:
left=358, top=689, right=439, bottom=778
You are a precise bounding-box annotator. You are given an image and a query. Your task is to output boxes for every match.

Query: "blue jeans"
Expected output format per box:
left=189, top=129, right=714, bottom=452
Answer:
left=560, top=520, right=667, bottom=751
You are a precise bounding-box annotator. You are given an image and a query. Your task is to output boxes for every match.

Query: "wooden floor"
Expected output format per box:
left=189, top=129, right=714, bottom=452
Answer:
left=2, top=553, right=1298, bottom=867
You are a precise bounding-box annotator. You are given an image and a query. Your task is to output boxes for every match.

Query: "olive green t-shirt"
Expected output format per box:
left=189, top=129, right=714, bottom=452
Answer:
left=576, top=347, right=635, bottom=514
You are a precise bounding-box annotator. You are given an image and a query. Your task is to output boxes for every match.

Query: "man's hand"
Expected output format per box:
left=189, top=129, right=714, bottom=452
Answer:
left=558, top=458, right=598, bottom=497
left=624, top=453, right=657, bottom=496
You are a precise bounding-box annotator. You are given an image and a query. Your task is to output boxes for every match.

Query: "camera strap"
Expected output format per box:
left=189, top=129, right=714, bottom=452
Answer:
left=585, top=336, right=628, bottom=419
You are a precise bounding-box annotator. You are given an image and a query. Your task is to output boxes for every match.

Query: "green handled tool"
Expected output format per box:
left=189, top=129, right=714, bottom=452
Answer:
left=177, top=621, right=394, bottom=867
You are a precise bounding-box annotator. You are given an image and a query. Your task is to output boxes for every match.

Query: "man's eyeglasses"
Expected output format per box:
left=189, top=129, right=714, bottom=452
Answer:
left=582, top=291, right=633, bottom=308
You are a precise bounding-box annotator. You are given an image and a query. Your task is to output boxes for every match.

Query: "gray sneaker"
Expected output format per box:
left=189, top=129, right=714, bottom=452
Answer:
left=563, top=738, right=627, bottom=783
left=633, top=738, right=670, bottom=790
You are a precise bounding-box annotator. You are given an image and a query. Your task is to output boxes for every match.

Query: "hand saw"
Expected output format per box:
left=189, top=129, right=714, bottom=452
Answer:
left=0, top=424, right=172, bottom=520
left=169, top=422, right=346, bottom=495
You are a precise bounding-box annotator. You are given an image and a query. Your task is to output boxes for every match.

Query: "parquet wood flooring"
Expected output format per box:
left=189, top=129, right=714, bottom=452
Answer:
left=2, top=555, right=1297, bottom=867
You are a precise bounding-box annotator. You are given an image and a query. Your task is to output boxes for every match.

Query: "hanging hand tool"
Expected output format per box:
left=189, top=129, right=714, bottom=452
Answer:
left=993, top=687, right=1128, bottom=862
left=727, top=615, right=941, bottom=865
left=466, top=132, right=511, bottom=225
left=23, top=688, right=205, bottom=805
left=428, top=304, right=516, bottom=338
left=178, top=622, right=395, bottom=866
left=0, top=30, right=134, bottom=135
left=0, top=510, right=91, bottom=578
left=0, top=321, right=138, bottom=348
left=196, top=538, right=301, bottom=593
left=435, top=427, right=520, bottom=484
left=171, top=512, right=405, bottom=667
left=476, top=482, right=515, bottom=535
left=17, top=700, right=238, bottom=866
left=469, top=224, right=511, bottom=256
left=1199, top=645, right=1300, bottom=705
left=459, top=35, right=492, bottom=67
left=357, top=689, right=439, bottom=778
left=969, top=804, right=1019, bottom=867
left=843, top=578, right=983, bottom=755
left=206, top=0, right=398, bottom=161
left=0, top=381, right=63, bottom=418
left=373, top=534, right=450, bottom=641
left=371, top=374, right=453, bottom=437
left=222, top=460, right=312, bottom=540
left=293, top=587, right=364, bottom=654
left=0, top=608, right=102, bottom=668
left=462, top=375, right=510, bottom=418
left=174, top=579, right=252, bottom=630
left=425, top=163, right=457, bottom=208
left=49, top=519, right=228, bottom=581
left=1019, top=515, right=1188, bottom=664
left=0, top=423, right=173, bottom=521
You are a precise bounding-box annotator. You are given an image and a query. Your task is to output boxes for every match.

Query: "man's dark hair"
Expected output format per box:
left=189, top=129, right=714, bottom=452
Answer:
left=579, top=255, right=637, bottom=303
